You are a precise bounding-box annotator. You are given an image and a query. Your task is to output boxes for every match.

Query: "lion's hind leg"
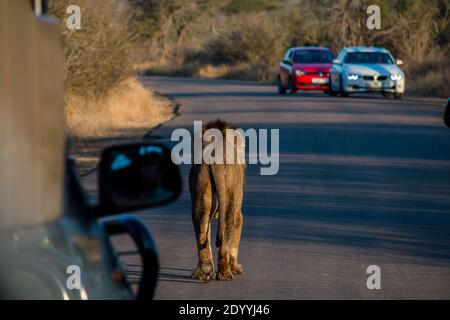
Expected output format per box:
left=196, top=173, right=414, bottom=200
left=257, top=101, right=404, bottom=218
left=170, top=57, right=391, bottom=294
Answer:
left=192, top=194, right=215, bottom=282
left=216, top=243, right=234, bottom=281
left=216, top=206, right=235, bottom=281
left=230, top=210, right=244, bottom=275
left=192, top=220, right=215, bottom=282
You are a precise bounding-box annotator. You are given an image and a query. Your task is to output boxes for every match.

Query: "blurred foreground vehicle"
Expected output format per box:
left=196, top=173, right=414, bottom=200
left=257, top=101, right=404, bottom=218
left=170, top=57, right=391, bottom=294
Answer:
left=444, top=98, right=450, bottom=127
left=329, top=47, right=405, bottom=98
left=0, top=0, right=181, bottom=299
left=278, top=47, right=334, bottom=94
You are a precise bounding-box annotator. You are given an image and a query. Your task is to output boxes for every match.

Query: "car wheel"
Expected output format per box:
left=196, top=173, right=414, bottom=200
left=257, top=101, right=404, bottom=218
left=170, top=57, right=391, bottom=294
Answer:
left=383, top=92, right=394, bottom=99
left=288, top=76, right=297, bottom=94
left=328, top=77, right=337, bottom=96
left=394, top=93, right=403, bottom=99
left=339, top=75, right=349, bottom=97
left=277, top=76, right=286, bottom=94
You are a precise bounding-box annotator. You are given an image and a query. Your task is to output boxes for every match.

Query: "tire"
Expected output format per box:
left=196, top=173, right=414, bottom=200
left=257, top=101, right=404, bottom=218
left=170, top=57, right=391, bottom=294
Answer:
left=328, top=77, right=337, bottom=96
left=383, top=92, right=394, bottom=99
left=339, top=75, right=349, bottom=97
left=288, top=76, right=297, bottom=94
left=277, top=76, right=286, bottom=94
left=394, top=93, right=403, bottom=99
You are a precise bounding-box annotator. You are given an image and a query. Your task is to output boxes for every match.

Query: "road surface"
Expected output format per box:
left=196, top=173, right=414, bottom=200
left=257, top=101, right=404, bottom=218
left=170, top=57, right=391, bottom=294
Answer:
left=84, top=77, right=450, bottom=299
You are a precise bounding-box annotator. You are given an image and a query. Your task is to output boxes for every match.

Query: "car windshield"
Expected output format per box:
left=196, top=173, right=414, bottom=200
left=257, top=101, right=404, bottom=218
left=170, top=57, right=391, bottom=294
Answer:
left=292, top=50, right=333, bottom=63
left=344, top=52, right=394, bottom=64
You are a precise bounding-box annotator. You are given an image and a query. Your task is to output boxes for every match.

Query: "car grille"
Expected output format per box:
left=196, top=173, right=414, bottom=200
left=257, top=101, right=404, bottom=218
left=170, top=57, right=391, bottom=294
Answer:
left=363, top=75, right=388, bottom=81
left=304, top=72, right=329, bottom=76
left=299, top=82, right=321, bottom=86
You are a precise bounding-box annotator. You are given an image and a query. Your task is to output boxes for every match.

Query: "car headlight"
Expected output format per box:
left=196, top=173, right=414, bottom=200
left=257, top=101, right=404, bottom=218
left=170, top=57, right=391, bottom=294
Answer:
left=347, top=74, right=359, bottom=80
left=390, top=74, right=403, bottom=81
left=295, top=70, right=305, bottom=76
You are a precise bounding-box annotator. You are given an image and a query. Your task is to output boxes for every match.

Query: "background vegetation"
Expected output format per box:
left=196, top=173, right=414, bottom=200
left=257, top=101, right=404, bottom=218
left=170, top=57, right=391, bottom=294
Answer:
left=130, top=0, right=450, bottom=97
left=48, top=0, right=449, bottom=140
left=49, top=0, right=173, bottom=138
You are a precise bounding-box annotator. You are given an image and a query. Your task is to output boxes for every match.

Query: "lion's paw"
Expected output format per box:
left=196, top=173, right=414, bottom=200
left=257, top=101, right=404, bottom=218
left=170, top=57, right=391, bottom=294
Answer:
left=216, top=269, right=234, bottom=281
left=192, top=261, right=215, bottom=282
left=231, top=263, right=244, bottom=275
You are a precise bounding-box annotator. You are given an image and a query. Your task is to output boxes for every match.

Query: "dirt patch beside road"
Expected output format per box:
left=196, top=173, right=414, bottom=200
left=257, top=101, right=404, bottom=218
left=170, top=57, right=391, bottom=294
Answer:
left=68, top=88, right=179, bottom=176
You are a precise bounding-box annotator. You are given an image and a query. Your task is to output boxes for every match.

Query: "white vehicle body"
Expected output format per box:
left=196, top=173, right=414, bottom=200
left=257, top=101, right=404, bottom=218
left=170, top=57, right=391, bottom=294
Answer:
left=329, top=47, right=405, bottom=98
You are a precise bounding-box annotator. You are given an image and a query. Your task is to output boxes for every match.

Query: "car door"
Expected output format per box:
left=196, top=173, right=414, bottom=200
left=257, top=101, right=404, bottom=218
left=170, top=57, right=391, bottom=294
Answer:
left=279, top=49, right=293, bottom=87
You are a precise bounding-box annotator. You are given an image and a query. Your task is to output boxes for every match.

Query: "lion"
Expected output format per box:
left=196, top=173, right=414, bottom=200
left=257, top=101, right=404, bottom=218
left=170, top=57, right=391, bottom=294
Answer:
left=189, top=119, right=245, bottom=282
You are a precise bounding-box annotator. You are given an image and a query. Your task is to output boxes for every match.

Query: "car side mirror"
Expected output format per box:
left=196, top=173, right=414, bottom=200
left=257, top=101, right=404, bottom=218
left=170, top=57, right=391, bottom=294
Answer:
left=97, top=143, right=181, bottom=216
left=396, top=60, right=403, bottom=66
left=333, top=59, right=342, bottom=65
left=283, top=60, right=292, bottom=65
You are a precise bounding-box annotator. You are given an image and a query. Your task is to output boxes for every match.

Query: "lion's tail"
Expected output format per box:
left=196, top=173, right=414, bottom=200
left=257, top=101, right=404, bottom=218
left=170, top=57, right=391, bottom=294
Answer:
left=210, top=165, right=227, bottom=248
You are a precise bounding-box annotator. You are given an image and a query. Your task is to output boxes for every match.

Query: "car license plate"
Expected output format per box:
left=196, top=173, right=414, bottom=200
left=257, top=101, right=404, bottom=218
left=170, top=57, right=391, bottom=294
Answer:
left=368, top=81, right=381, bottom=88
left=312, top=78, right=328, bottom=84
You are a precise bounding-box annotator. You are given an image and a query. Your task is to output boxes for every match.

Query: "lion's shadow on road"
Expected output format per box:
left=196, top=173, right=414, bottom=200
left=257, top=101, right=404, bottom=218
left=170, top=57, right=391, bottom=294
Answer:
left=126, top=265, right=200, bottom=284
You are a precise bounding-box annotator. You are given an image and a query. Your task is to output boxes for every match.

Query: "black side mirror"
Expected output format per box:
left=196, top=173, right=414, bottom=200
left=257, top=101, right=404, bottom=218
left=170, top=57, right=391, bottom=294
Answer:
left=97, top=143, right=181, bottom=216
left=444, top=98, right=450, bottom=128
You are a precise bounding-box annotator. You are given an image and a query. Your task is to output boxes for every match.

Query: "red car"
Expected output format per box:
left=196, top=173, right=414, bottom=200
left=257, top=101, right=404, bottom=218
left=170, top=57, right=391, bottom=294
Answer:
left=278, top=47, right=335, bottom=94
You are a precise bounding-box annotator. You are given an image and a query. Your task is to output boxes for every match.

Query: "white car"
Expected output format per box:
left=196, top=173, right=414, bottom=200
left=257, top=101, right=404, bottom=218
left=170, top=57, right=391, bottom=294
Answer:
left=329, top=47, right=405, bottom=98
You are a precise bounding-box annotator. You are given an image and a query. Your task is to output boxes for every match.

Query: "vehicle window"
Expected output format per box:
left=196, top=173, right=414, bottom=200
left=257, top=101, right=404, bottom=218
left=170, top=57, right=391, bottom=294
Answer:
left=344, top=52, right=394, bottom=64
left=292, top=50, right=334, bottom=63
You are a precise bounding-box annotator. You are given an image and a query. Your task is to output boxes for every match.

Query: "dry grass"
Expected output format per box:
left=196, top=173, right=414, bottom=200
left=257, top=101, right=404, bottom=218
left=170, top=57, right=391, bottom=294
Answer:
left=407, top=69, right=450, bottom=98
left=195, top=63, right=277, bottom=82
left=142, top=61, right=277, bottom=83
left=140, top=60, right=202, bottom=78
left=405, top=51, right=450, bottom=98
left=195, top=64, right=232, bottom=78
left=66, top=78, right=174, bottom=139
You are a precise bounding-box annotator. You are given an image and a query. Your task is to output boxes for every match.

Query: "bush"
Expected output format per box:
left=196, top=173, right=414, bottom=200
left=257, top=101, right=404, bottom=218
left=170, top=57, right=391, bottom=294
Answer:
left=220, top=13, right=286, bottom=66
left=188, top=12, right=287, bottom=81
left=406, top=50, right=450, bottom=97
left=48, top=0, right=174, bottom=139
left=202, top=37, right=248, bottom=65
left=225, top=0, right=282, bottom=14
left=48, top=0, right=134, bottom=98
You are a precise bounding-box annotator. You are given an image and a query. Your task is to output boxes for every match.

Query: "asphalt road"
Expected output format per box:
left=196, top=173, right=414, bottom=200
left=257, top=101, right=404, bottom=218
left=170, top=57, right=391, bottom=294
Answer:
left=84, top=76, right=450, bottom=299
